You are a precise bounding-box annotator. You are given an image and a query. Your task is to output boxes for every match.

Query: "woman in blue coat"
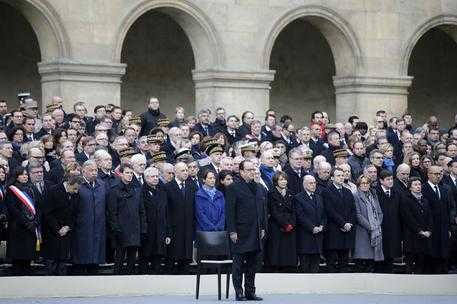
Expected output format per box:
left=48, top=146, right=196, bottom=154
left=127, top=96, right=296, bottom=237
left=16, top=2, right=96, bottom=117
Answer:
left=195, top=169, right=225, bottom=231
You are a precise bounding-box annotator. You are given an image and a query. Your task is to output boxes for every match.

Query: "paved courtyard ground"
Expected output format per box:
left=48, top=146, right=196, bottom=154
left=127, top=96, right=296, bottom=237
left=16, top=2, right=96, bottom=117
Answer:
left=1, top=294, right=456, bottom=304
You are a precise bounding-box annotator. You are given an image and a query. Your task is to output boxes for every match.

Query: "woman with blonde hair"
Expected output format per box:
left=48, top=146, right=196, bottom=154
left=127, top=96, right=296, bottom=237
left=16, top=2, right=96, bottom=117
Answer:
left=353, top=175, right=384, bottom=272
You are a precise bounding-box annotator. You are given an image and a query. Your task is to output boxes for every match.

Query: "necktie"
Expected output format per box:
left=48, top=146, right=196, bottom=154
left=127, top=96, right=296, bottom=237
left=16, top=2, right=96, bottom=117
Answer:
left=434, top=185, right=440, bottom=199
left=139, top=176, right=143, bottom=185
left=338, top=188, right=343, bottom=196
left=36, top=183, right=42, bottom=194
left=386, top=190, right=390, bottom=198
left=180, top=182, right=186, bottom=195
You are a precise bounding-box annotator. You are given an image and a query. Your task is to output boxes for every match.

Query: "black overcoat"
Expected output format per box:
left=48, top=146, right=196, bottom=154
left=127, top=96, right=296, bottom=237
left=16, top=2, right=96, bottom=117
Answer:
left=283, top=164, right=305, bottom=196
left=107, top=181, right=146, bottom=248
left=41, top=183, right=78, bottom=260
left=164, top=179, right=196, bottom=260
left=225, top=180, right=267, bottom=254
left=322, top=184, right=356, bottom=250
left=265, top=188, right=297, bottom=266
left=400, top=192, right=433, bottom=254
left=422, top=183, right=451, bottom=258
left=141, top=184, right=169, bottom=256
left=376, top=185, right=403, bottom=258
left=294, top=191, right=326, bottom=254
left=5, top=184, right=39, bottom=260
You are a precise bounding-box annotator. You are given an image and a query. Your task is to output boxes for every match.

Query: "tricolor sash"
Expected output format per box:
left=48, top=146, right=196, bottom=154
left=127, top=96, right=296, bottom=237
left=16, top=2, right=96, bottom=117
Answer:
left=9, top=185, right=41, bottom=250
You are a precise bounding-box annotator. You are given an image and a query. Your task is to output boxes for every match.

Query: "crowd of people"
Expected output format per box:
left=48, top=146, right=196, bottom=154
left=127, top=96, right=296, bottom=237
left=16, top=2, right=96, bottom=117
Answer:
left=0, top=94, right=456, bottom=291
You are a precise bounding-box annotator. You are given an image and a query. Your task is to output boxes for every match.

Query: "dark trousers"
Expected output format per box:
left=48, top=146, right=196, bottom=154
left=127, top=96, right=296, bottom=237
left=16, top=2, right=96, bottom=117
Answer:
left=355, top=259, right=375, bottom=273
left=325, top=249, right=349, bottom=273
left=232, top=251, right=262, bottom=296
left=375, top=257, right=394, bottom=273
left=426, top=257, right=448, bottom=274
left=299, top=254, right=320, bottom=273
left=405, top=253, right=427, bottom=274
left=138, top=254, right=163, bottom=274
left=11, top=259, right=32, bottom=276
left=72, top=264, right=99, bottom=275
left=46, top=259, right=67, bottom=275
left=114, top=246, right=137, bottom=275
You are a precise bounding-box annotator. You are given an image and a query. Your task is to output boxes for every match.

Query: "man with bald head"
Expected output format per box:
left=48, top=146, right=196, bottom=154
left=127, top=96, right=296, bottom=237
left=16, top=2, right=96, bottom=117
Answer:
left=294, top=175, right=326, bottom=273
left=164, top=162, right=197, bottom=271
left=422, top=165, right=451, bottom=273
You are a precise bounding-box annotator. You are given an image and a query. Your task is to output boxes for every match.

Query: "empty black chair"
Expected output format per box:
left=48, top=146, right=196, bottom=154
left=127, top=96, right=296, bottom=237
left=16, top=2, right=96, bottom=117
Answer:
left=195, top=230, right=232, bottom=300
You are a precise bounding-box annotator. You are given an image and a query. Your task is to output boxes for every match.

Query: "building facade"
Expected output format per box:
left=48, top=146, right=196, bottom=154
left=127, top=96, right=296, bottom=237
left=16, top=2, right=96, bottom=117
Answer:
left=1, top=0, right=457, bottom=126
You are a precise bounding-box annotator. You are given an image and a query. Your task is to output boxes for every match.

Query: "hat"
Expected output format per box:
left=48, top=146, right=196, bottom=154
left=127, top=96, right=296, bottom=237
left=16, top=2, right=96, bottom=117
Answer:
left=333, top=148, right=349, bottom=158
left=205, top=143, right=224, bottom=156
left=46, top=103, right=60, bottom=113
left=240, top=142, right=257, bottom=153
left=151, top=151, right=167, bottom=163
left=200, top=136, right=217, bottom=151
left=303, top=149, right=313, bottom=159
left=23, top=99, right=38, bottom=109
left=175, top=148, right=192, bottom=160
left=129, top=115, right=142, bottom=126
left=147, top=135, right=162, bottom=144
left=157, top=118, right=170, bottom=128
left=118, top=147, right=136, bottom=159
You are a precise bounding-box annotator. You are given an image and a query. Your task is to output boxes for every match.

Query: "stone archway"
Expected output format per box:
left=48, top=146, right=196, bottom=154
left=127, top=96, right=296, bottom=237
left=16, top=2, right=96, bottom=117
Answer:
left=0, top=0, right=70, bottom=108
left=113, top=0, right=224, bottom=116
left=261, top=5, right=362, bottom=123
left=402, top=15, right=457, bottom=127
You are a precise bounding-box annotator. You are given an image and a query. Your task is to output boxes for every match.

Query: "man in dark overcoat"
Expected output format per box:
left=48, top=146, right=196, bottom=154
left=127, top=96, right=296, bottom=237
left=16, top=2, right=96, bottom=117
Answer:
left=226, top=160, right=266, bottom=301
left=71, top=160, right=107, bottom=274
left=294, top=175, right=326, bottom=273
left=41, top=176, right=82, bottom=275
left=375, top=170, right=403, bottom=273
left=322, top=167, right=356, bottom=273
left=107, top=162, right=147, bottom=275
left=139, top=166, right=170, bottom=274
left=422, top=165, right=451, bottom=273
left=283, top=148, right=307, bottom=196
left=163, top=162, right=197, bottom=270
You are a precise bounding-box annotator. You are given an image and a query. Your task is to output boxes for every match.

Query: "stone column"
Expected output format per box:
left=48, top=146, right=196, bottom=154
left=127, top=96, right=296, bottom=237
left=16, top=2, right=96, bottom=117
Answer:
left=333, top=76, right=413, bottom=124
left=38, top=61, right=126, bottom=113
left=192, top=69, right=275, bottom=118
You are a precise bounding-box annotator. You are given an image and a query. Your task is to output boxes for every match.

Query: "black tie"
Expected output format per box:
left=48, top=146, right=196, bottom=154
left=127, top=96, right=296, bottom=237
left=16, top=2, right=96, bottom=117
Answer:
left=386, top=190, right=390, bottom=198
left=338, top=188, right=343, bottom=196
left=434, top=185, right=440, bottom=199
left=180, top=182, right=186, bottom=195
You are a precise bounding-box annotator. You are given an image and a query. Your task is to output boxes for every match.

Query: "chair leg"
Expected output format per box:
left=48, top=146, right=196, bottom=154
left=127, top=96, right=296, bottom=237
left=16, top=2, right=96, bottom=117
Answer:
left=226, top=269, right=230, bottom=299
left=217, top=266, right=221, bottom=301
left=195, top=264, right=200, bottom=300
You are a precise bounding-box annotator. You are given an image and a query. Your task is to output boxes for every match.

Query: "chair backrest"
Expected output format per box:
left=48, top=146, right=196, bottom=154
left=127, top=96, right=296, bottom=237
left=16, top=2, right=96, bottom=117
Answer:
left=195, top=230, right=230, bottom=259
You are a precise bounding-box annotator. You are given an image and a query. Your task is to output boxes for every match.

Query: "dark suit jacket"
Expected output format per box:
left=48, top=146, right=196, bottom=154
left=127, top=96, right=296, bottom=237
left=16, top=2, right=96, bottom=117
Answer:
left=422, top=182, right=451, bottom=258
left=294, top=191, right=326, bottom=254
left=322, top=184, right=356, bottom=250
left=75, top=152, right=89, bottom=165
left=225, top=179, right=267, bottom=254
left=193, top=123, right=215, bottom=137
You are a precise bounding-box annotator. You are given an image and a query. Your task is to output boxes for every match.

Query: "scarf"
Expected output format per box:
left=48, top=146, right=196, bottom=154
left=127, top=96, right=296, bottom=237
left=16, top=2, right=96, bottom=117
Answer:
left=202, top=185, right=216, bottom=200
left=361, top=191, right=382, bottom=249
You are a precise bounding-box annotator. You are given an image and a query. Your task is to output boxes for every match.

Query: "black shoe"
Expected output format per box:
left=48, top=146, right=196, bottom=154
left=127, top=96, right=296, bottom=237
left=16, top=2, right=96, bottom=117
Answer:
left=246, top=294, right=263, bottom=301
left=236, top=294, right=247, bottom=301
